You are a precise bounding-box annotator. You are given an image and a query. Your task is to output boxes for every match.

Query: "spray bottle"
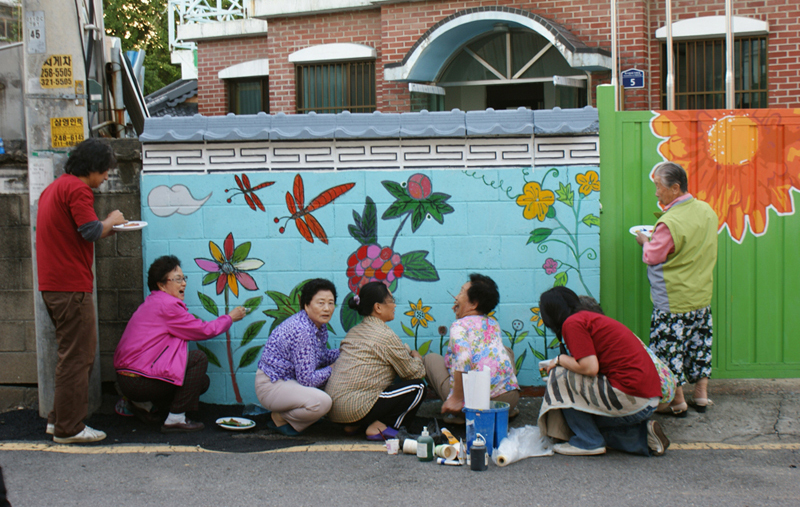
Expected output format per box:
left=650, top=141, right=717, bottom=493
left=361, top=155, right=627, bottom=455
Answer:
left=416, top=426, right=434, bottom=462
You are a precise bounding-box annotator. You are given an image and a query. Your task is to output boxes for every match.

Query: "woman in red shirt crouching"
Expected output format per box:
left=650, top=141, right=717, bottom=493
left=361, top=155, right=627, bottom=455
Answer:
left=537, top=287, right=669, bottom=457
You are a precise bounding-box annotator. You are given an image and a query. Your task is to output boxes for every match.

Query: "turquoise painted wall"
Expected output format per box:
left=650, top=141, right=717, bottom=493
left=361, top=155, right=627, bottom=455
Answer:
left=141, top=164, right=601, bottom=404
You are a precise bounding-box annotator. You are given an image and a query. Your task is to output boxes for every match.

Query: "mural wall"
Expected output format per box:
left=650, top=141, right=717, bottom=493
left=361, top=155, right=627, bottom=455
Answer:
left=140, top=116, right=601, bottom=404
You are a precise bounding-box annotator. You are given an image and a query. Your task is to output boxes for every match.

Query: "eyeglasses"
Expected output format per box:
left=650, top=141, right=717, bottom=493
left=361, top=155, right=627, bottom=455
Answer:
left=382, top=297, right=396, bottom=305
left=166, top=276, right=188, bottom=284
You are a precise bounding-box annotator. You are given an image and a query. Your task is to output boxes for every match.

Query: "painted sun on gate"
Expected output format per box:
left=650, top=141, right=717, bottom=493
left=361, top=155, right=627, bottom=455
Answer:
left=651, top=109, right=800, bottom=243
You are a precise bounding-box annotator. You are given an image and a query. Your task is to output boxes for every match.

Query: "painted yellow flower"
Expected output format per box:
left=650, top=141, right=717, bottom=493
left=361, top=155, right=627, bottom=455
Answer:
left=405, top=299, right=435, bottom=328
left=530, top=307, right=543, bottom=327
left=516, top=181, right=555, bottom=221
left=576, top=170, right=601, bottom=196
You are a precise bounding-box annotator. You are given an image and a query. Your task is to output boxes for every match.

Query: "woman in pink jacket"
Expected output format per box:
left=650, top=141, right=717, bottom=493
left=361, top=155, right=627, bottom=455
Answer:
left=114, top=256, right=246, bottom=433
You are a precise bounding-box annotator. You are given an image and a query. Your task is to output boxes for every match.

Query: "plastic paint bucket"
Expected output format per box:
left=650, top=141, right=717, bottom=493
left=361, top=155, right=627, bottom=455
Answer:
left=463, top=401, right=509, bottom=456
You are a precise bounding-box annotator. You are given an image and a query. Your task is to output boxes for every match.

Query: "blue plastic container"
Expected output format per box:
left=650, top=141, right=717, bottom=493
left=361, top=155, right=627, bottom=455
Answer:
left=463, top=401, right=509, bottom=456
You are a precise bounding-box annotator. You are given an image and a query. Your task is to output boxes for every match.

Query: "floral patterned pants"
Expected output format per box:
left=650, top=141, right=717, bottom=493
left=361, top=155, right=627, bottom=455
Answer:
left=649, top=306, right=713, bottom=385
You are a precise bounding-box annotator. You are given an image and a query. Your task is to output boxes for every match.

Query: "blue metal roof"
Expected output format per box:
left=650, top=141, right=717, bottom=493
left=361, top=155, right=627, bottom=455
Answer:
left=139, top=107, right=598, bottom=143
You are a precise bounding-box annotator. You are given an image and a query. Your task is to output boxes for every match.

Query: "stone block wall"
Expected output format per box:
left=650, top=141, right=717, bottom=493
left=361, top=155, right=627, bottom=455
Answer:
left=0, top=138, right=144, bottom=386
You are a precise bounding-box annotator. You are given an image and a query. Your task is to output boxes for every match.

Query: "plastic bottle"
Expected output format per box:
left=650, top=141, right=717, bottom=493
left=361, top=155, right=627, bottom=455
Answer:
left=416, top=426, right=434, bottom=462
left=0, top=138, right=5, bottom=155
left=469, top=434, right=488, bottom=471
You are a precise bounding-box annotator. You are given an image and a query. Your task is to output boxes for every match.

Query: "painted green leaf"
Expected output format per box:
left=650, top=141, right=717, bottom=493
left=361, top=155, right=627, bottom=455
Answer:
left=243, top=296, right=263, bottom=313
left=528, top=228, right=553, bottom=245
left=238, top=345, right=262, bottom=369
left=418, top=339, right=432, bottom=356
left=381, top=180, right=408, bottom=200
left=548, top=337, right=561, bottom=349
left=196, top=343, right=221, bottom=368
left=241, top=320, right=266, bottom=347
left=410, top=204, right=427, bottom=232
left=514, top=331, right=529, bottom=344
left=197, top=292, right=219, bottom=317
left=530, top=345, right=545, bottom=361
left=553, top=271, right=568, bottom=287
left=202, top=272, right=220, bottom=285
left=556, top=182, right=574, bottom=207
left=382, top=198, right=415, bottom=220
left=533, top=325, right=545, bottom=336
left=263, top=291, right=299, bottom=335
left=401, top=322, right=415, bottom=337
left=348, top=197, right=378, bottom=245
left=514, top=348, right=527, bottom=375
left=503, top=330, right=513, bottom=339
left=339, top=293, right=363, bottom=333
left=546, top=206, right=556, bottom=219
left=400, top=251, right=439, bottom=282
left=581, top=214, right=601, bottom=227
left=231, top=242, right=251, bottom=263
left=423, top=193, right=455, bottom=224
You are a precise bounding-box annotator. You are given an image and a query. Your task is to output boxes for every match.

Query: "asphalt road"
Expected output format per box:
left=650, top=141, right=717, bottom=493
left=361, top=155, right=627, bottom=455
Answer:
left=2, top=444, right=799, bottom=506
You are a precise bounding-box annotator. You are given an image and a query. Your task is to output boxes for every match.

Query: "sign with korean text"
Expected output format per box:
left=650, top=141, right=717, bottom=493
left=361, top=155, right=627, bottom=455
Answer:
left=621, top=68, right=645, bottom=89
left=40, top=55, right=73, bottom=89
left=25, top=11, right=46, bottom=54
left=50, top=117, right=85, bottom=148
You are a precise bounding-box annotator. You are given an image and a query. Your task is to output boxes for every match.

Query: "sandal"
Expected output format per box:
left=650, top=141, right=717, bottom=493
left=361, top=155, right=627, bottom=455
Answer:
left=657, top=401, right=688, bottom=418
left=366, top=427, right=398, bottom=441
left=266, top=418, right=301, bottom=436
left=692, top=398, right=714, bottom=413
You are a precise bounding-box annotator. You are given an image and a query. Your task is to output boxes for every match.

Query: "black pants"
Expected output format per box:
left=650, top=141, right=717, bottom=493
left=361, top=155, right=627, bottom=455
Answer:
left=355, top=379, right=426, bottom=430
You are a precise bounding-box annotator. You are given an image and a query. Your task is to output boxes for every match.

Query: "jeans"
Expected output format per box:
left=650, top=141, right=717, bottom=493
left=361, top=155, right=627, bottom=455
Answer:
left=562, top=406, right=655, bottom=456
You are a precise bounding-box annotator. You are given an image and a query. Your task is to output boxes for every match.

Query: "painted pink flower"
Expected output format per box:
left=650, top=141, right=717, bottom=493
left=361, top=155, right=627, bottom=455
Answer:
left=346, top=244, right=404, bottom=293
left=543, top=258, right=558, bottom=275
left=195, top=233, right=263, bottom=297
left=407, top=173, right=432, bottom=200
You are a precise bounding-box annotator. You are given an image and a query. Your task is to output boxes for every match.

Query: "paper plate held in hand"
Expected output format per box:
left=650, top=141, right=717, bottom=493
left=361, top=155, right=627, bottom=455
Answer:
left=216, top=417, right=255, bottom=431
left=629, top=225, right=654, bottom=238
left=113, top=221, right=148, bottom=231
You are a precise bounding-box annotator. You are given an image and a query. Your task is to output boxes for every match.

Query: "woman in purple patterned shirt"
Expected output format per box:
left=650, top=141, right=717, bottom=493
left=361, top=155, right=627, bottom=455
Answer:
left=255, top=279, right=340, bottom=436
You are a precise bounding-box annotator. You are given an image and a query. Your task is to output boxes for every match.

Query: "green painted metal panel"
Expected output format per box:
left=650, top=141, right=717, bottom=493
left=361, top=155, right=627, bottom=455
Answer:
left=598, top=85, right=800, bottom=378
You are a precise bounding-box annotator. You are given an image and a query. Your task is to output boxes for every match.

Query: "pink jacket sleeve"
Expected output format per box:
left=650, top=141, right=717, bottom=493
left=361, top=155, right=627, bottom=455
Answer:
left=642, top=223, right=675, bottom=265
left=164, top=302, right=233, bottom=342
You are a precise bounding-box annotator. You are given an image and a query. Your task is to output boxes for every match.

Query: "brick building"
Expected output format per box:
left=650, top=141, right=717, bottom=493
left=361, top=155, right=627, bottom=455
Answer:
left=179, top=0, right=799, bottom=116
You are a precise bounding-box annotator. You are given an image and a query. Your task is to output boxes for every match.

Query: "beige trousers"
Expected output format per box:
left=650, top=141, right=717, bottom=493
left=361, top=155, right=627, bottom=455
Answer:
left=423, top=352, right=520, bottom=413
left=254, top=369, right=332, bottom=432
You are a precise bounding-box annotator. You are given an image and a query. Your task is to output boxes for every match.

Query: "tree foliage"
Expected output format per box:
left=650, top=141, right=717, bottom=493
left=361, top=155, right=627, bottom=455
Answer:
left=103, top=0, right=180, bottom=95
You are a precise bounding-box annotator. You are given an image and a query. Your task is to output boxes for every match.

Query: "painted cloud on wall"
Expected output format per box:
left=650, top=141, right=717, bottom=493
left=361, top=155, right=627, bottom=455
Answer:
left=148, top=184, right=212, bottom=217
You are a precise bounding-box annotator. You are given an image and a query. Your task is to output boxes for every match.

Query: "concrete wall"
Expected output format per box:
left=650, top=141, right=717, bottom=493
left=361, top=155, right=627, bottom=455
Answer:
left=0, top=138, right=144, bottom=386
left=0, top=42, right=24, bottom=140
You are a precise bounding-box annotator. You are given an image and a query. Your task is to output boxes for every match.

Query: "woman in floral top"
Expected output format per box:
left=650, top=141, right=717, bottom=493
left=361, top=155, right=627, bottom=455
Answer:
left=423, top=273, right=520, bottom=420
left=255, top=279, right=340, bottom=436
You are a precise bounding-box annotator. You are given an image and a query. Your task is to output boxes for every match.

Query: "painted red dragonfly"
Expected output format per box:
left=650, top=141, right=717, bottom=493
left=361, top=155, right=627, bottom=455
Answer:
left=225, top=174, right=275, bottom=212
left=274, top=174, right=355, bottom=244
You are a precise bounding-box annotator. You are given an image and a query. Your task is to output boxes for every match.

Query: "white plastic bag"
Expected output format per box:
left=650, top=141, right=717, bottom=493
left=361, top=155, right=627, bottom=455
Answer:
left=492, top=424, right=554, bottom=466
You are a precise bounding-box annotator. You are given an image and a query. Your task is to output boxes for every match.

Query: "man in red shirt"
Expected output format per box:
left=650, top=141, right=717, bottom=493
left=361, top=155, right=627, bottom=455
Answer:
left=37, top=138, right=126, bottom=444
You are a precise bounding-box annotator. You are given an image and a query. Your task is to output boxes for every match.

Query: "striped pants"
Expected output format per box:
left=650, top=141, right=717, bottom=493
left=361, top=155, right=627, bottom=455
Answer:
left=353, top=379, right=426, bottom=430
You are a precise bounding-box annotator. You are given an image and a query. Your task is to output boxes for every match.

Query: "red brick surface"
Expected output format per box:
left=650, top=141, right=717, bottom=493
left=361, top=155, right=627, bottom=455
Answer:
left=195, top=0, right=800, bottom=114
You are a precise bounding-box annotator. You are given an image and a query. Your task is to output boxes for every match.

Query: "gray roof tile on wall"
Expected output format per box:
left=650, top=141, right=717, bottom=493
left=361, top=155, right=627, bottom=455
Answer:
left=334, top=111, right=401, bottom=139
left=270, top=111, right=336, bottom=140
left=400, top=109, right=466, bottom=138
left=533, top=106, right=599, bottom=135
left=139, top=108, right=599, bottom=143
left=139, top=114, right=207, bottom=142
left=204, top=112, right=271, bottom=141
left=466, top=107, right=534, bottom=136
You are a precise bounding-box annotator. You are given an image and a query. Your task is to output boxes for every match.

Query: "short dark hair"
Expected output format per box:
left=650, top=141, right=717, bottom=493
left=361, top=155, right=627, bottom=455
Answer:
left=299, top=278, right=337, bottom=309
left=466, top=273, right=500, bottom=315
left=578, top=295, right=604, bottom=315
left=348, top=281, right=391, bottom=317
left=148, top=255, right=181, bottom=292
left=654, top=161, right=688, bottom=193
left=64, top=138, right=117, bottom=177
left=538, top=286, right=582, bottom=340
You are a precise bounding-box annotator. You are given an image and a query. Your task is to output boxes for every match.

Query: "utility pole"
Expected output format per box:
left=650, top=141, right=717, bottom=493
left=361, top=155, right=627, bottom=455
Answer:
left=22, top=0, right=103, bottom=418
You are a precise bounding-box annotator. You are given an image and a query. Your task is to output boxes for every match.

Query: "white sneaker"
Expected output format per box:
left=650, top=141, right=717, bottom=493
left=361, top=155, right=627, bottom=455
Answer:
left=647, top=420, right=670, bottom=456
left=53, top=425, right=107, bottom=444
left=46, top=423, right=54, bottom=435
left=553, top=442, right=606, bottom=456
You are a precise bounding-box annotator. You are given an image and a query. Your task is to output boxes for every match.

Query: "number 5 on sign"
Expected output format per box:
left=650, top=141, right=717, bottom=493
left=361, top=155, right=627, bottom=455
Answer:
left=620, top=68, right=645, bottom=89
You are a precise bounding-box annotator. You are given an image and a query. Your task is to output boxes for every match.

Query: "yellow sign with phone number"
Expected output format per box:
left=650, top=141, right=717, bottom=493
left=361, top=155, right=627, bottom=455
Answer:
left=40, top=55, right=73, bottom=89
left=50, top=117, right=85, bottom=148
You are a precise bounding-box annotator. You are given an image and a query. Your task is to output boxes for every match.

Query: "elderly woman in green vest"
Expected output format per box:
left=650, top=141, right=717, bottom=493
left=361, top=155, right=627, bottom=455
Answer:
left=636, top=161, right=718, bottom=417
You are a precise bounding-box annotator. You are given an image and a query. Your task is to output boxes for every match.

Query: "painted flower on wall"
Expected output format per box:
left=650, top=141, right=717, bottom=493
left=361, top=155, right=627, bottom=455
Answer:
left=346, top=244, right=405, bottom=294
left=530, top=307, right=543, bottom=327
left=651, top=109, right=800, bottom=242
left=195, top=233, right=263, bottom=297
left=516, top=181, right=555, bottom=221
left=406, top=299, right=434, bottom=329
left=543, top=258, right=558, bottom=275
left=576, top=170, right=601, bottom=196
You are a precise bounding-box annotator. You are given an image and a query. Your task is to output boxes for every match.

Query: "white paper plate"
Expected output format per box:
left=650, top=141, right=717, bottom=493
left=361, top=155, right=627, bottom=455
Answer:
left=216, top=417, right=255, bottom=431
left=113, top=221, right=148, bottom=231
left=629, top=225, right=654, bottom=238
